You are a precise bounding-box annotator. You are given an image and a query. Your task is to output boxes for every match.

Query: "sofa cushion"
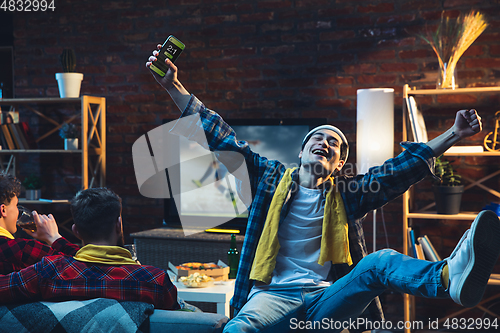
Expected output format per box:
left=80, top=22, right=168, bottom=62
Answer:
left=0, top=298, right=153, bottom=333
left=149, top=310, right=228, bottom=333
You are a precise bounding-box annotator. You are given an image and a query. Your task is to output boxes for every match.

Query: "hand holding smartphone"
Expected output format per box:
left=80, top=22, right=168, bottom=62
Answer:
left=149, top=35, right=185, bottom=77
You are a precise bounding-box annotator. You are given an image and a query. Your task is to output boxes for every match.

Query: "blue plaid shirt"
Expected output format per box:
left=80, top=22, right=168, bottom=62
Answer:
left=173, top=95, right=435, bottom=317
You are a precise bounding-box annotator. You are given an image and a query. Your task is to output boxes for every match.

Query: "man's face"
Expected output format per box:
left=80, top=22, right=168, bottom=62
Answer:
left=1, top=196, right=19, bottom=234
left=299, top=129, right=345, bottom=176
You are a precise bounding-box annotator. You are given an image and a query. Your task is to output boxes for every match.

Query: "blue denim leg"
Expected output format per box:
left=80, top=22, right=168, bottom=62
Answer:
left=306, top=249, right=448, bottom=328
left=225, top=249, right=448, bottom=333
left=223, top=287, right=305, bottom=333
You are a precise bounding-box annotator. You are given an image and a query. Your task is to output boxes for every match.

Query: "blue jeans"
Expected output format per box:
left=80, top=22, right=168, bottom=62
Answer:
left=223, top=249, right=449, bottom=333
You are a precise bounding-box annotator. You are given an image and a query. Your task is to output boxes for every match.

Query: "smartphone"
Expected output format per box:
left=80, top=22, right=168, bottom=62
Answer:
left=149, top=35, right=185, bottom=77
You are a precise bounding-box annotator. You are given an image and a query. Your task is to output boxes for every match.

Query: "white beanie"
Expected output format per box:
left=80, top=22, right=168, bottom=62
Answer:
left=301, top=125, right=349, bottom=161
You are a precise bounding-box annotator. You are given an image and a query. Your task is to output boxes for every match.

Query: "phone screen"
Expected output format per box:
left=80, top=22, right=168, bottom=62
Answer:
left=149, top=35, right=185, bottom=77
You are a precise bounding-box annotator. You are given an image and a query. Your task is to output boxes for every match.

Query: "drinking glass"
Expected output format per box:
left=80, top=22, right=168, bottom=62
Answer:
left=124, top=244, right=139, bottom=263
left=17, top=205, right=36, bottom=232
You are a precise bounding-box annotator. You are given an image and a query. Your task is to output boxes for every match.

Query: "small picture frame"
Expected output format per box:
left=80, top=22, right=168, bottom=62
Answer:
left=405, top=96, right=428, bottom=143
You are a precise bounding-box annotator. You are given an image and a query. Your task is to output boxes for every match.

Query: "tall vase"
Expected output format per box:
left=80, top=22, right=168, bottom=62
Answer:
left=436, top=62, right=457, bottom=89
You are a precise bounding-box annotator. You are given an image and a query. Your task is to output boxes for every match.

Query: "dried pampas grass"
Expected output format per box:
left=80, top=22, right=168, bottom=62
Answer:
left=419, top=11, right=488, bottom=88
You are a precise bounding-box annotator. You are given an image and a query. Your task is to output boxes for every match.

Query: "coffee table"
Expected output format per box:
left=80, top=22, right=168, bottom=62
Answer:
left=174, top=280, right=235, bottom=317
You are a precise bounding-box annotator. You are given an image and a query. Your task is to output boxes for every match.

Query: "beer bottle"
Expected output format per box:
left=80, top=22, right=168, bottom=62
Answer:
left=227, top=234, right=239, bottom=279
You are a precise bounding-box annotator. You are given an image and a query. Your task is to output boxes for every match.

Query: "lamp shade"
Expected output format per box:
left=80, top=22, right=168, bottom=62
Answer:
left=356, top=88, right=394, bottom=174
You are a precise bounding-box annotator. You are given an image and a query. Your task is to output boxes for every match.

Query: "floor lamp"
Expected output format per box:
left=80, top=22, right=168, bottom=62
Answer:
left=356, top=88, right=394, bottom=252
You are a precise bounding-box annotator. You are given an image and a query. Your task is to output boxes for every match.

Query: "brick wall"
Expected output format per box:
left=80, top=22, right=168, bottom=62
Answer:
left=10, top=0, right=500, bottom=322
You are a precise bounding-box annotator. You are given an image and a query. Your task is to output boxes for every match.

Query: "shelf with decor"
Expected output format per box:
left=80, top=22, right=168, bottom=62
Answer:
left=402, top=84, right=500, bottom=333
left=0, top=96, right=106, bottom=232
left=0, top=95, right=106, bottom=189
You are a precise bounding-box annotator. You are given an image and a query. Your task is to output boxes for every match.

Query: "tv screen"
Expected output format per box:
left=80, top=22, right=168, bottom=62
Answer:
left=164, top=118, right=327, bottom=234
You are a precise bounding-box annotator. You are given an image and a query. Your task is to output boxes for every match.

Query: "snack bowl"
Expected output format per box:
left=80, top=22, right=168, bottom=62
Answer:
left=179, top=272, right=215, bottom=288
left=183, top=280, right=214, bottom=288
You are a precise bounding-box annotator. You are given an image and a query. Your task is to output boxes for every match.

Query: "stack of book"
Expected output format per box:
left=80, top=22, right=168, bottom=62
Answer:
left=0, top=111, right=36, bottom=150
left=407, top=227, right=441, bottom=262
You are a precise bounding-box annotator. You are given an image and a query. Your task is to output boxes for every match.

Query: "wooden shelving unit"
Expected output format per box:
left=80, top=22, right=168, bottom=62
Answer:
left=402, top=84, right=500, bottom=333
left=0, top=96, right=106, bottom=233
left=0, top=95, right=106, bottom=189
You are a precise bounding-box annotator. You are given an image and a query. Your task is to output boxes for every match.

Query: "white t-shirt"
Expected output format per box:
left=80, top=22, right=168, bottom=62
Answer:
left=250, top=185, right=331, bottom=298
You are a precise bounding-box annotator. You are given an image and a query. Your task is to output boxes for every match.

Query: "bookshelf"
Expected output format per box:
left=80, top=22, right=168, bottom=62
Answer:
left=0, top=96, right=106, bottom=189
left=402, top=84, right=500, bottom=333
left=0, top=96, right=106, bottom=232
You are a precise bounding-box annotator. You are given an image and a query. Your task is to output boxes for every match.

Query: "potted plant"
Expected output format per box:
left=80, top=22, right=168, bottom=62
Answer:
left=22, top=173, right=43, bottom=200
left=433, top=156, right=464, bottom=214
left=55, top=48, right=84, bottom=98
left=59, top=123, right=79, bottom=150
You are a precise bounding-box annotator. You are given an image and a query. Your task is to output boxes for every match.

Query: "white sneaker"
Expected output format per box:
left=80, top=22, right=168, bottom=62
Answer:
left=447, top=210, right=500, bottom=307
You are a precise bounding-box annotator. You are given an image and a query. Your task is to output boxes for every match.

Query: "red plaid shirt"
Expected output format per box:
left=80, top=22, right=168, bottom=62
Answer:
left=0, top=236, right=80, bottom=274
left=0, top=254, right=180, bottom=310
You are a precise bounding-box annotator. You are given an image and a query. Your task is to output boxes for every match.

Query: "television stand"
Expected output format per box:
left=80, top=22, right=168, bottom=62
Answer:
left=131, top=227, right=245, bottom=270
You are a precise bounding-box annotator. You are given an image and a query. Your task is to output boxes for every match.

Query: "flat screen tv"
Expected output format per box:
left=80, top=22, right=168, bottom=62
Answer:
left=164, top=117, right=328, bottom=235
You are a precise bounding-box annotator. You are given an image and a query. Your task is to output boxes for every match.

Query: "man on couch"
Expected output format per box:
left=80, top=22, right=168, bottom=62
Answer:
left=0, top=173, right=80, bottom=274
left=0, top=187, right=180, bottom=311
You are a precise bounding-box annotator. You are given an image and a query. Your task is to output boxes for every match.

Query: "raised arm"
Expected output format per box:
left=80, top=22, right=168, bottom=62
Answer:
left=425, top=109, right=482, bottom=157
left=146, top=44, right=191, bottom=112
